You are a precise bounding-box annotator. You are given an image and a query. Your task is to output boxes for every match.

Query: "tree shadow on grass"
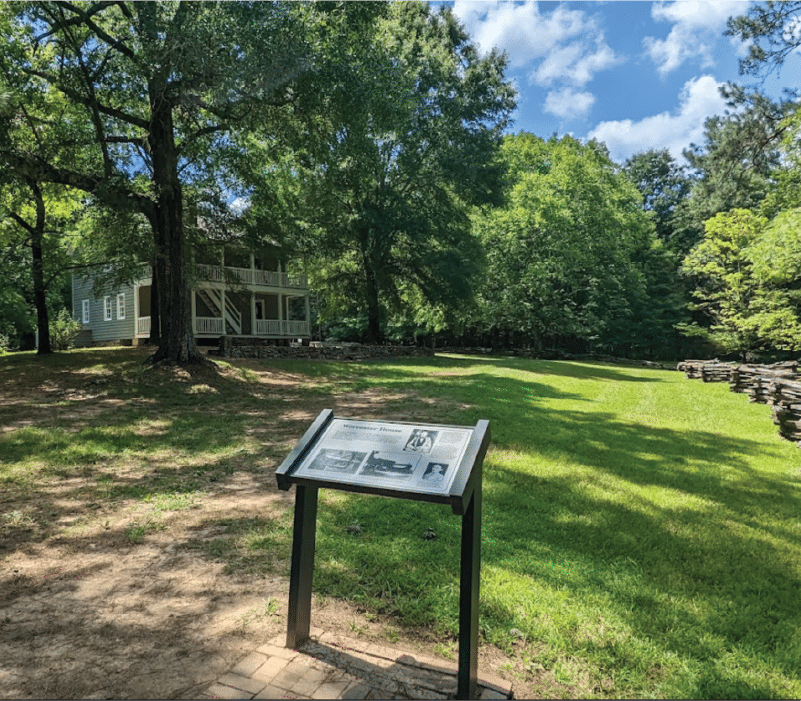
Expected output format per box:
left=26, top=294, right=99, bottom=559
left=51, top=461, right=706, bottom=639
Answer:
left=279, top=354, right=665, bottom=385
left=478, top=413, right=801, bottom=698
left=426, top=354, right=665, bottom=383
left=289, top=397, right=801, bottom=698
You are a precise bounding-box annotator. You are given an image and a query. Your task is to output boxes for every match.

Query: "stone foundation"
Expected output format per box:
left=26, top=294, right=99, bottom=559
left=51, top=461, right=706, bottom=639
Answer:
left=216, top=336, right=433, bottom=360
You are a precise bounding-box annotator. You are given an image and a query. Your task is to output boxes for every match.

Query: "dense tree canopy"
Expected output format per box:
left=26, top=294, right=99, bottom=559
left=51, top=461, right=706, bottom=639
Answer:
left=0, top=1, right=319, bottom=363
left=244, top=2, right=515, bottom=343
left=463, top=133, right=673, bottom=355
left=623, top=148, right=692, bottom=254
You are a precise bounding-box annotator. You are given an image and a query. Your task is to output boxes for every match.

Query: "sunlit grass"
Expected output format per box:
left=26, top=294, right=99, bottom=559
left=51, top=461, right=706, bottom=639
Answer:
left=2, top=348, right=800, bottom=698
left=244, top=354, right=801, bottom=699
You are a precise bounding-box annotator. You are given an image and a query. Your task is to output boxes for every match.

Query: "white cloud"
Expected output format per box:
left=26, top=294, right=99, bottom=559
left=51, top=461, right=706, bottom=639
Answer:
left=452, top=0, right=620, bottom=118
left=533, top=38, right=618, bottom=88
left=644, top=1, right=748, bottom=75
left=229, top=197, right=249, bottom=215
left=544, top=87, right=595, bottom=119
left=587, top=75, right=729, bottom=164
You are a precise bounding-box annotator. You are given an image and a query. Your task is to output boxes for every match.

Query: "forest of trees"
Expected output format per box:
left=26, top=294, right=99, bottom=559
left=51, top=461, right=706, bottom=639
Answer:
left=1, top=1, right=800, bottom=363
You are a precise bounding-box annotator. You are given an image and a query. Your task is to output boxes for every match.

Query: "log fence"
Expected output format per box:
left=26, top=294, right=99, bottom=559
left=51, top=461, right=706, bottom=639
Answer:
left=677, top=359, right=801, bottom=448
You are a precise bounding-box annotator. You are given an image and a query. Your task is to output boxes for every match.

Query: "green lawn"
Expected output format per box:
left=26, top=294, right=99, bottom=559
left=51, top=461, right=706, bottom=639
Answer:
left=2, top=349, right=800, bottom=698
left=263, top=354, right=801, bottom=699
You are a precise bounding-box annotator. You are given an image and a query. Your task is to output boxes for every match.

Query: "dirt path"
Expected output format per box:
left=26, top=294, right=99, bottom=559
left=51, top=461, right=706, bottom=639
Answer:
left=0, top=351, right=550, bottom=699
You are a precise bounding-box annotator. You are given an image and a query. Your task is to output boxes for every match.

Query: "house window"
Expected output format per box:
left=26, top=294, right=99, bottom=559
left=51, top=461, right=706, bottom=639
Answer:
left=117, top=293, right=125, bottom=320
left=104, top=296, right=112, bottom=321
left=82, top=300, right=90, bottom=324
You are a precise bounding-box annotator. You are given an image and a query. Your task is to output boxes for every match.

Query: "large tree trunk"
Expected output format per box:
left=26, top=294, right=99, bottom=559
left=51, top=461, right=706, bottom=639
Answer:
left=148, top=257, right=160, bottom=345
left=363, top=259, right=383, bottom=344
left=146, top=86, right=205, bottom=365
left=29, top=181, right=51, bottom=354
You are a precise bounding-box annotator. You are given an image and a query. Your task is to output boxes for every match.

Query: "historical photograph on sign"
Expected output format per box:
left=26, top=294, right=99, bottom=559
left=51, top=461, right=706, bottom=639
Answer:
left=306, top=449, right=366, bottom=475
left=403, top=429, right=438, bottom=454
left=289, top=418, right=474, bottom=495
left=420, top=462, right=449, bottom=485
left=359, top=451, right=419, bottom=481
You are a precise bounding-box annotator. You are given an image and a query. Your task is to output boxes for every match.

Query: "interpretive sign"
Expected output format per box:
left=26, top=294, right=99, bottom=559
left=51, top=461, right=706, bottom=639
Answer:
left=289, top=417, right=473, bottom=497
left=275, top=409, right=490, bottom=699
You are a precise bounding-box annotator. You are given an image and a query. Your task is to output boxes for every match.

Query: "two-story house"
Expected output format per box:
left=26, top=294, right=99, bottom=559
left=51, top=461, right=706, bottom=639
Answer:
left=72, top=246, right=311, bottom=346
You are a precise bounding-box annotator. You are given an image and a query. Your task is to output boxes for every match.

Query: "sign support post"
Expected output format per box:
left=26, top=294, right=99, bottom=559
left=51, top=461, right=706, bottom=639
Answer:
left=286, top=484, right=318, bottom=649
left=458, top=467, right=481, bottom=699
left=276, top=410, right=490, bottom=700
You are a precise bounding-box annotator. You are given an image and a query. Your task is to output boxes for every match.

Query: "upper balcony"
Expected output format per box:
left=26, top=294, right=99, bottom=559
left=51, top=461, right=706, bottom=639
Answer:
left=134, top=263, right=308, bottom=291
left=194, top=264, right=307, bottom=290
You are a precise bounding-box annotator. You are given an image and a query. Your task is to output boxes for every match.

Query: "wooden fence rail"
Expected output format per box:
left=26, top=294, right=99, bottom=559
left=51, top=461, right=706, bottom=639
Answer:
left=678, top=359, right=800, bottom=447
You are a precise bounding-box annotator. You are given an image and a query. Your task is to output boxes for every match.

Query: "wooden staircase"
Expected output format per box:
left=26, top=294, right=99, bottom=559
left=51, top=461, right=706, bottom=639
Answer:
left=196, top=288, right=242, bottom=335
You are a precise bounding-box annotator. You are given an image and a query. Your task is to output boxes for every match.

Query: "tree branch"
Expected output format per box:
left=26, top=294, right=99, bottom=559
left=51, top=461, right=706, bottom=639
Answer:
left=0, top=151, right=155, bottom=216
left=48, top=1, right=138, bottom=63
left=177, top=123, right=228, bottom=156
left=6, top=210, right=36, bottom=237
left=33, top=0, right=112, bottom=45
left=22, top=67, right=150, bottom=130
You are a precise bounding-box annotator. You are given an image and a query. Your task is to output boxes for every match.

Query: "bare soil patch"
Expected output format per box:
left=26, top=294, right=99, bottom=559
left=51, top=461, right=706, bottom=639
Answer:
left=0, top=349, right=554, bottom=699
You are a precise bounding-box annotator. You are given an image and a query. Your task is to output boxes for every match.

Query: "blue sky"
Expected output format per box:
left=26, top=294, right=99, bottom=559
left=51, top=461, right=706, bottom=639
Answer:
left=446, top=1, right=801, bottom=165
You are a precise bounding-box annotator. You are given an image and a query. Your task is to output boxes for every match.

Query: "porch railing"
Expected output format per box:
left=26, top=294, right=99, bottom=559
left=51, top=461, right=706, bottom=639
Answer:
left=194, top=264, right=307, bottom=289
left=195, top=317, right=225, bottom=335
left=136, top=315, right=309, bottom=337
left=254, top=319, right=310, bottom=337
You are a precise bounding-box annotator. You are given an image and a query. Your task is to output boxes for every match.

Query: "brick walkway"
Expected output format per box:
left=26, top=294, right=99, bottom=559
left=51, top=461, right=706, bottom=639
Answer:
left=201, top=628, right=513, bottom=700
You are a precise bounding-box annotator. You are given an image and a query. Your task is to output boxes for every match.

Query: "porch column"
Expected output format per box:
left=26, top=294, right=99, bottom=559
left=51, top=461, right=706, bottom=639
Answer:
left=251, top=292, right=256, bottom=337
left=304, top=293, right=311, bottom=338
left=134, top=284, right=140, bottom=339
left=278, top=291, right=284, bottom=337
left=220, top=248, right=226, bottom=336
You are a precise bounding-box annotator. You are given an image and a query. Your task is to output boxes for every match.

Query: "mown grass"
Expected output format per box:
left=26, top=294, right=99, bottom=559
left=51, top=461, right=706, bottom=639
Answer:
left=244, top=354, right=801, bottom=699
left=2, top=348, right=800, bottom=698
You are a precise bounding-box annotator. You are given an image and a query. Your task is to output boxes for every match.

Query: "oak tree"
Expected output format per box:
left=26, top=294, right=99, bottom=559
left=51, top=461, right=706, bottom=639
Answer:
left=257, top=2, right=516, bottom=343
left=0, top=1, right=315, bottom=364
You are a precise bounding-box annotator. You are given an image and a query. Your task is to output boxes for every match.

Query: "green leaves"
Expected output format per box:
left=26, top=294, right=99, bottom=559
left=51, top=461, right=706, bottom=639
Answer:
left=468, top=133, right=663, bottom=355
left=262, top=1, right=515, bottom=342
left=726, top=1, right=801, bottom=81
left=680, top=207, right=801, bottom=353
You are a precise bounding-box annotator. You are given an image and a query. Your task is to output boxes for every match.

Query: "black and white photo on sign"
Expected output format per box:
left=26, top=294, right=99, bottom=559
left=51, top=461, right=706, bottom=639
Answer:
left=359, top=451, right=419, bottom=480
left=404, top=429, right=438, bottom=454
left=421, top=462, right=449, bottom=483
left=307, top=449, right=366, bottom=475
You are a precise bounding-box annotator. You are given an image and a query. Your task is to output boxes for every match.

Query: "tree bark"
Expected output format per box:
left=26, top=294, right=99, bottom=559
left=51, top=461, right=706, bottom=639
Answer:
left=363, top=258, right=383, bottom=344
left=146, top=96, right=204, bottom=364
left=148, top=257, right=161, bottom=345
left=29, top=181, right=51, bottom=354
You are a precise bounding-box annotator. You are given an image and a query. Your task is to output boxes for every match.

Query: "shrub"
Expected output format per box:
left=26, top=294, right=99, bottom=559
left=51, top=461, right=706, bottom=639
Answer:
left=0, top=332, right=13, bottom=355
left=49, top=309, right=81, bottom=351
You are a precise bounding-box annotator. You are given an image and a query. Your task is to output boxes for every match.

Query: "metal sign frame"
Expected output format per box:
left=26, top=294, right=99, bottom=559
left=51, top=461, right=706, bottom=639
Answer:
left=275, top=409, right=491, bottom=699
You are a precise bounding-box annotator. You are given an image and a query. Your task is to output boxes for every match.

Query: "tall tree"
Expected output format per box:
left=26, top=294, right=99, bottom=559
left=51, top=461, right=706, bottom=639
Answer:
left=745, top=208, right=801, bottom=351
left=251, top=2, right=515, bottom=343
left=623, top=148, right=692, bottom=254
left=0, top=44, right=89, bottom=354
left=469, top=133, right=660, bottom=354
left=0, top=1, right=315, bottom=364
left=679, top=209, right=767, bottom=357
